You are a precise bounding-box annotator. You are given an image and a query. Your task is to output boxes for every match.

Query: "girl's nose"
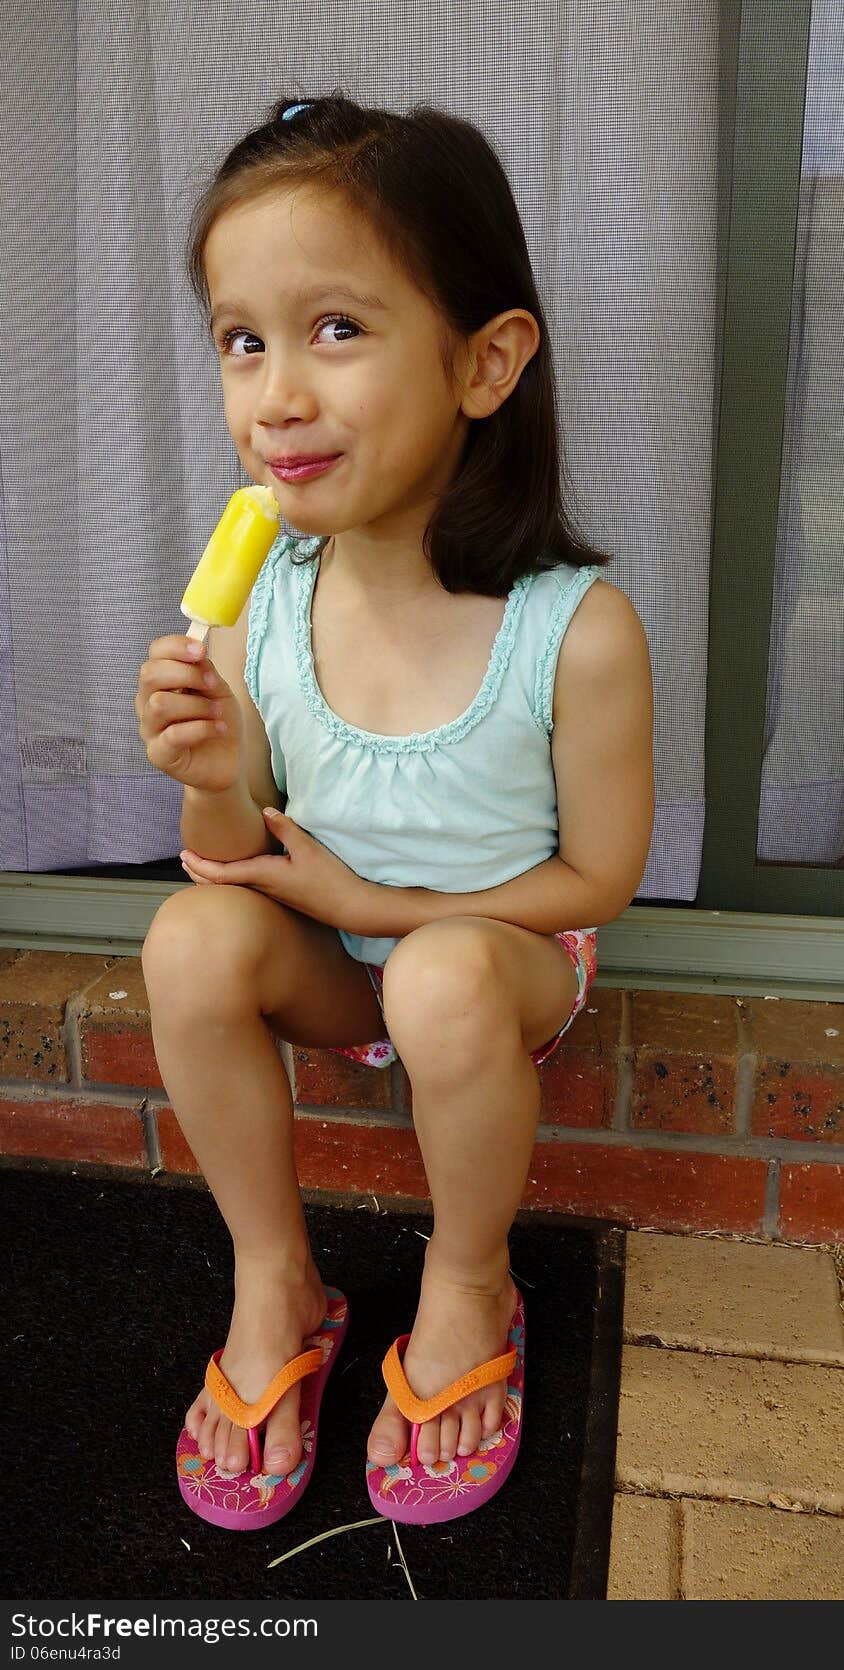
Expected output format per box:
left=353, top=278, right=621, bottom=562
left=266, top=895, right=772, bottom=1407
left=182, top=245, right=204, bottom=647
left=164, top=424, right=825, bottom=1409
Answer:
left=253, top=356, right=316, bottom=423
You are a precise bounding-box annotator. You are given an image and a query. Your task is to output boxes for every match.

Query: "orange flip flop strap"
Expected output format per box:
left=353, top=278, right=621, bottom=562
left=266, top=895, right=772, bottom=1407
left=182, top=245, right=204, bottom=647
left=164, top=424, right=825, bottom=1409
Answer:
left=381, top=1334, right=518, bottom=1424
left=205, top=1345, right=324, bottom=1430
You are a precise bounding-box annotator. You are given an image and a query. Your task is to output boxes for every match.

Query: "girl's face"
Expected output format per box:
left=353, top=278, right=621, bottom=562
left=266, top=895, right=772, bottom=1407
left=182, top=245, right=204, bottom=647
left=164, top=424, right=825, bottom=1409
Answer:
left=203, top=186, right=472, bottom=544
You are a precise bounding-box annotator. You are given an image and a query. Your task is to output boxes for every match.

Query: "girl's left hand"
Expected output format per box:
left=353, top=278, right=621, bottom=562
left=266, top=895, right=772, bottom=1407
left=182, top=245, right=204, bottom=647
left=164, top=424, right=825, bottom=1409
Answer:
left=179, top=809, right=370, bottom=934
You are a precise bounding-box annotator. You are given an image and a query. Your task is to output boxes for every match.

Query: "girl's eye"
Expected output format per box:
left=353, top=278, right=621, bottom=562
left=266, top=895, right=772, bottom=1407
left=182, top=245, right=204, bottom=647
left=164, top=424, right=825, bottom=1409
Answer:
left=220, top=329, right=262, bottom=356
left=219, top=315, right=361, bottom=355
left=316, top=314, right=361, bottom=343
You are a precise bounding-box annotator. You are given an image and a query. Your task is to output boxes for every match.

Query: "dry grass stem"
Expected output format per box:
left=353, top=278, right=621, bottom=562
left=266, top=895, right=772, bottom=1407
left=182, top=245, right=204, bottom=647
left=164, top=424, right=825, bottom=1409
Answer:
left=266, top=1516, right=384, bottom=1569
left=391, top=1523, right=418, bottom=1598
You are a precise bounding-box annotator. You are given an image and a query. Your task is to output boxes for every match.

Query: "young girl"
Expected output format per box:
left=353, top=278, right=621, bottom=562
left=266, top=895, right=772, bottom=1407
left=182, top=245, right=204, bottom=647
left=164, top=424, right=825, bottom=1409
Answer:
left=136, top=93, right=654, bottom=1531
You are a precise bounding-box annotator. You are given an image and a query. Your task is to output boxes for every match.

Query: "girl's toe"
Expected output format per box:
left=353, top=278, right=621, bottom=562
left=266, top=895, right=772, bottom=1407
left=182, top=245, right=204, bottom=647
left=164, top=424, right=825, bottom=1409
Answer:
left=367, top=1396, right=408, bottom=1465
left=198, top=1407, right=218, bottom=1459
left=225, top=1424, right=249, bottom=1473
left=438, top=1410, right=461, bottom=1461
left=456, top=1405, right=483, bottom=1456
left=481, top=1390, right=507, bottom=1439
left=416, top=1416, right=441, bottom=1466
left=214, top=1414, right=234, bottom=1471
left=263, top=1397, right=302, bottom=1475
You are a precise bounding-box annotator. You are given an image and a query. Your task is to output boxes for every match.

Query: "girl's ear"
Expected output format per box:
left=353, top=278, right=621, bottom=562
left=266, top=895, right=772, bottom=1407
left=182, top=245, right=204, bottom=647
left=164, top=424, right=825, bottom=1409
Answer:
left=462, top=310, right=541, bottom=418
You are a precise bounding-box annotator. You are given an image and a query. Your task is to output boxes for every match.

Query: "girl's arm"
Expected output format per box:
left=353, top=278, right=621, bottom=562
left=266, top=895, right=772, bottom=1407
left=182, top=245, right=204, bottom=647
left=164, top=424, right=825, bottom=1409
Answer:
left=351, top=853, right=619, bottom=938
left=181, top=778, right=273, bottom=863
left=179, top=605, right=285, bottom=863
left=352, top=581, right=655, bottom=939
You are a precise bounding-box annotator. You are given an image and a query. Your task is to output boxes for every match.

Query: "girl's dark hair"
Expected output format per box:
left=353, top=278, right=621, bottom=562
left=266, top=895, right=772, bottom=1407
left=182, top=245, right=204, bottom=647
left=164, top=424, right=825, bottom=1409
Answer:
left=185, top=91, right=614, bottom=595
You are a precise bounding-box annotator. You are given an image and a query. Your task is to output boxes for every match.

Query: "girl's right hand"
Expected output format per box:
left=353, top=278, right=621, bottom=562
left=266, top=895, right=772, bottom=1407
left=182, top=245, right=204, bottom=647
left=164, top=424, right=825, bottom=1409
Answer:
left=135, top=635, right=245, bottom=793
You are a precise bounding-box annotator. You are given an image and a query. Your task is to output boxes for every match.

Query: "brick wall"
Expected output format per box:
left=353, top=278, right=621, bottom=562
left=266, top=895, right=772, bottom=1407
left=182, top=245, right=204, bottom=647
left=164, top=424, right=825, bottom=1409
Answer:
left=1, top=948, right=842, bottom=1242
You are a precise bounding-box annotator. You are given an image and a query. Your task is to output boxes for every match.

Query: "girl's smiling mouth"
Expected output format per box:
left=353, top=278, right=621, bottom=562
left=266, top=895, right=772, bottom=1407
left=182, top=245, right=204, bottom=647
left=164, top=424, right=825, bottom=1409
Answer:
left=269, top=455, right=343, bottom=483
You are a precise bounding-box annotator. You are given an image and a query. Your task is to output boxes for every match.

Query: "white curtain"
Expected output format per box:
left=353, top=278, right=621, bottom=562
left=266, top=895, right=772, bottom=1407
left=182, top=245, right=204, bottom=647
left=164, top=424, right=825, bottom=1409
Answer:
left=2, top=1, right=838, bottom=885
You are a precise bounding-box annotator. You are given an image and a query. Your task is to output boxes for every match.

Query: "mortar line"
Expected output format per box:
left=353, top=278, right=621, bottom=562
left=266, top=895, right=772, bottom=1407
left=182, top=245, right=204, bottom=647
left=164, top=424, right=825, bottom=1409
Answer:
left=733, top=995, right=756, bottom=1138
left=612, top=1052, right=634, bottom=1130
left=676, top=1497, right=686, bottom=1601
left=763, top=1157, right=781, bottom=1236
left=61, top=991, right=85, bottom=1089
left=614, top=1480, right=844, bottom=1518
left=58, top=957, right=123, bottom=1089
left=621, top=1333, right=843, bottom=1368
left=142, top=1101, right=162, bottom=1176
left=5, top=1078, right=844, bottom=1163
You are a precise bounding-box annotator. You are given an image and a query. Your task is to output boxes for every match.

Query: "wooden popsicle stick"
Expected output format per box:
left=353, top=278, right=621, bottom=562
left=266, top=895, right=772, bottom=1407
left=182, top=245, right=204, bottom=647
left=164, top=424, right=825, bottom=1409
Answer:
left=185, top=618, right=210, bottom=644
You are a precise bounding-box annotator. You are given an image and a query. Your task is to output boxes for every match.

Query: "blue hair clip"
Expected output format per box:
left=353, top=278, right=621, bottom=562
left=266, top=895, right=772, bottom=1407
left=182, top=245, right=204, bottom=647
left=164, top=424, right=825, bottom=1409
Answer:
left=282, top=102, right=313, bottom=121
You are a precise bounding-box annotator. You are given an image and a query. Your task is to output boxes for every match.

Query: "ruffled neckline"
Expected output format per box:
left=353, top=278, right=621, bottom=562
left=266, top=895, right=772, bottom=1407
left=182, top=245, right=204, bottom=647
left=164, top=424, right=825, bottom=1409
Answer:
left=293, top=537, right=531, bottom=754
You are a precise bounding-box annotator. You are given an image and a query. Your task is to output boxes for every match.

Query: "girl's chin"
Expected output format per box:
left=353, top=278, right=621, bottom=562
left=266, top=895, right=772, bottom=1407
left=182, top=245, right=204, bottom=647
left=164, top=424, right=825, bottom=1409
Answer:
left=286, top=520, right=335, bottom=541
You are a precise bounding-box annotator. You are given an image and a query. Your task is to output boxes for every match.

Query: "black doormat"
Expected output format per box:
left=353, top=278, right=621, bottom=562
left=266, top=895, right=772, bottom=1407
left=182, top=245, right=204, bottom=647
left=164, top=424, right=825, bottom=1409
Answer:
left=1, top=1162, right=623, bottom=1602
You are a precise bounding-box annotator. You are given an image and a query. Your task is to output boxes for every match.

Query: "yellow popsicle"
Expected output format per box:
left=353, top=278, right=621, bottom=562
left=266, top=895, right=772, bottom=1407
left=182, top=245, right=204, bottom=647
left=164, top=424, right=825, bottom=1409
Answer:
left=180, top=485, right=280, bottom=642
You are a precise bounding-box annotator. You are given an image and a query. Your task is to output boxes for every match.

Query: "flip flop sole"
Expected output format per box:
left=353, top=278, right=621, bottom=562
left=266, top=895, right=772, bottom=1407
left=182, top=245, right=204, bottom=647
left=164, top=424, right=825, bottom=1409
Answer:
left=176, top=1286, right=348, bottom=1531
left=366, top=1294, right=525, bottom=1526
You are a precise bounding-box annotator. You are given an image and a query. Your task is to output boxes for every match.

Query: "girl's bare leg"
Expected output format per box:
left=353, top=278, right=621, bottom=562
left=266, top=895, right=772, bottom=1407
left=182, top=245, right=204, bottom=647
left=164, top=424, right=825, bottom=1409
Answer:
left=142, top=883, right=384, bottom=1477
left=367, top=921, right=578, bottom=1467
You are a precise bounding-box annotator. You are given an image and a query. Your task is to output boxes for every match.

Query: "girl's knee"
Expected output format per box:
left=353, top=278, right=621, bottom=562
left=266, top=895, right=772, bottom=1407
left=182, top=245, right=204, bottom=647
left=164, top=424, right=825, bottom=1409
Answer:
left=381, top=920, right=510, bottom=1062
left=142, top=885, right=283, bottom=998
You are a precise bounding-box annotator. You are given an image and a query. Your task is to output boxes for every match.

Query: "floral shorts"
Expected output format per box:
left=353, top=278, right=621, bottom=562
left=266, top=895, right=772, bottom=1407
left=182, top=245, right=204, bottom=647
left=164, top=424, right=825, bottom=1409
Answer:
left=329, top=927, right=598, bottom=1071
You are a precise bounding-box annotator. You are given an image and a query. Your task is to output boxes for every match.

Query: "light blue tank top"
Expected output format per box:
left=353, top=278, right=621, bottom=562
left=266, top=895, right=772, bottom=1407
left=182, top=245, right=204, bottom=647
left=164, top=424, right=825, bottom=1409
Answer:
left=245, top=535, right=603, bottom=966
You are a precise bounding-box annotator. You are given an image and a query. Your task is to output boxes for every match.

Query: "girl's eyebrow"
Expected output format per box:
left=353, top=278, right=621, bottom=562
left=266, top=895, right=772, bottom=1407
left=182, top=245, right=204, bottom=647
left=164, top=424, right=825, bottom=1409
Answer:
left=297, top=283, right=387, bottom=309
left=209, top=284, right=387, bottom=330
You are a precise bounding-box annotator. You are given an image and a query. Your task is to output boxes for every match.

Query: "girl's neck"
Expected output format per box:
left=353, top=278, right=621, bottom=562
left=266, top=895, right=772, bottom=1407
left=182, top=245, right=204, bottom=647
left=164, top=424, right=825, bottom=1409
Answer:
left=321, top=534, right=446, bottom=604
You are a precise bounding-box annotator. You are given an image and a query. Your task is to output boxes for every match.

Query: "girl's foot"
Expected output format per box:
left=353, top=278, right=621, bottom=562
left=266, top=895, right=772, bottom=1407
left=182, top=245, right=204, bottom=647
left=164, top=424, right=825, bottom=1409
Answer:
left=184, top=1253, right=327, bottom=1477
left=366, top=1248, right=518, bottom=1467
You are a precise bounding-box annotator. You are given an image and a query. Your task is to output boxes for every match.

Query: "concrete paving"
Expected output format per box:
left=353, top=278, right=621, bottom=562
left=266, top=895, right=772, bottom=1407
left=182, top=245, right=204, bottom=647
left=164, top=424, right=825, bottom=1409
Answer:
left=606, top=1231, right=844, bottom=1600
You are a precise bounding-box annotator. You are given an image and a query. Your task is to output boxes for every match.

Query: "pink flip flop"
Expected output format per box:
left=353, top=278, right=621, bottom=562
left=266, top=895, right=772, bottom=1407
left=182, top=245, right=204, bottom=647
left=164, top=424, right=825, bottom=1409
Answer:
left=176, top=1286, right=348, bottom=1530
left=366, top=1291, right=525, bottom=1525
